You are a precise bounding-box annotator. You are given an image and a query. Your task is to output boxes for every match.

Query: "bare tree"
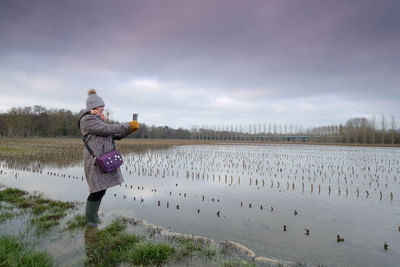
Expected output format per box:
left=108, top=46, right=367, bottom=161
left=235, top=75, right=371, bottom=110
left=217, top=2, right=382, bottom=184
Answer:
left=381, top=115, right=386, bottom=144
left=371, top=115, right=376, bottom=144
left=361, top=118, right=368, bottom=144
left=391, top=115, right=396, bottom=145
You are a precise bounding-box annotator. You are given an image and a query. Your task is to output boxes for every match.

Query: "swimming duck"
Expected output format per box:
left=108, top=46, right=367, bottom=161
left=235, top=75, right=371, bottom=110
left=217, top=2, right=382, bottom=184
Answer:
left=337, top=234, right=344, bottom=242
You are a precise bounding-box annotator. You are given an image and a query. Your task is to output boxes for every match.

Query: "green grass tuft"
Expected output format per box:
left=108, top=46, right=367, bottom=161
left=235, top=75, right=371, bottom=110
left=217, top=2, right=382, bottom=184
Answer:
left=66, top=214, right=86, bottom=230
left=0, top=235, right=54, bottom=267
left=85, top=218, right=143, bottom=266
left=202, top=244, right=221, bottom=259
left=101, top=217, right=127, bottom=235
left=221, top=259, right=256, bottom=267
left=0, top=211, right=14, bottom=222
left=128, top=242, right=174, bottom=266
left=0, top=188, right=28, bottom=204
left=175, top=240, right=203, bottom=259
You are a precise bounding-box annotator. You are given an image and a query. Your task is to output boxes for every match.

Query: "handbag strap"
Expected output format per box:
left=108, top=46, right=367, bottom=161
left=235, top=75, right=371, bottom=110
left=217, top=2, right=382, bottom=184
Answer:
left=83, top=135, right=96, bottom=159
left=80, top=114, right=118, bottom=158
left=82, top=133, right=117, bottom=159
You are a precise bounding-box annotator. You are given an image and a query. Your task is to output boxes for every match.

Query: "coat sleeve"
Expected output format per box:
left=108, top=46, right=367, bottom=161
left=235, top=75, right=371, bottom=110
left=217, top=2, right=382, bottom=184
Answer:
left=82, top=115, right=131, bottom=137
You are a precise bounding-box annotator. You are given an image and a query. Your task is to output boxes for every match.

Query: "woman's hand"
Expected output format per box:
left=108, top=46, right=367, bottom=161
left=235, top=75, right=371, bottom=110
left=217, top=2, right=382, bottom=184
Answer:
left=129, top=120, right=140, bottom=133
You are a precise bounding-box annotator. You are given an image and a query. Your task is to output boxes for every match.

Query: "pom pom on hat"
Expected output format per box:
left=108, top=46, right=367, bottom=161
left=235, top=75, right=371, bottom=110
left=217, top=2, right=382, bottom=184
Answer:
left=86, top=88, right=105, bottom=109
left=88, top=88, right=97, bottom=95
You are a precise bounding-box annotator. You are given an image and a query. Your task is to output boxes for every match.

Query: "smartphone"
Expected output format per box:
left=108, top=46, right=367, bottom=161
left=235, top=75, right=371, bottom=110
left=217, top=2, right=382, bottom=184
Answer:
left=133, top=113, right=138, bottom=121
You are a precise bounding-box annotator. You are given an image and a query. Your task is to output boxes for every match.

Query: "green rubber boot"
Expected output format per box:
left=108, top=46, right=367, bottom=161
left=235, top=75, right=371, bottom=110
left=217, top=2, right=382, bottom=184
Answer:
left=95, top=199, right=102, bottom=224
left=85, top=200, right=101, bottom=227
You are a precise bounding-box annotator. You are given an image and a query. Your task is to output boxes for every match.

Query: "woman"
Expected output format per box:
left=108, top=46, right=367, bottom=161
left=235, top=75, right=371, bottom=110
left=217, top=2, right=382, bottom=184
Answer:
left=78, top=89, right=139, bottom=226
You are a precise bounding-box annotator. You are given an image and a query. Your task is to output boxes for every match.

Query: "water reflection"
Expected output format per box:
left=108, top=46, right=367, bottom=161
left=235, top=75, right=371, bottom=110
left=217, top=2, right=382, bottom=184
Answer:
left=84, top=226, right=99, bottom=262
left=0, top=139, right=170, bottom=169
left=1, top=144, right=400, bottom=266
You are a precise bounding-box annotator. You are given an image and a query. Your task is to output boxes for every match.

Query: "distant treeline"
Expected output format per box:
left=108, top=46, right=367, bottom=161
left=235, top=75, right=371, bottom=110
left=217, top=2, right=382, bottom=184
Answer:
left=0, top=106, right=399, bottom=144
left=0, top=106, right=191, bottom=139
left=192, top=116, right=400, bottom=144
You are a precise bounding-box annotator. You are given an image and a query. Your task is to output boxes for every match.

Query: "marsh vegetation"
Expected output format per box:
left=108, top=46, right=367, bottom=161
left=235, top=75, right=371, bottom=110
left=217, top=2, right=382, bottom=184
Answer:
left=0, top=186, right=260, bottom=266
left=1, top=138, right=399, bottom=266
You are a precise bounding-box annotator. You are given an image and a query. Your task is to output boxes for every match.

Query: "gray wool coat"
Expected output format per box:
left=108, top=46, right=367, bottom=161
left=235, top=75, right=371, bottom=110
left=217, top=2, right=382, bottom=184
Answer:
left=79, top=110, right=131, bottom=193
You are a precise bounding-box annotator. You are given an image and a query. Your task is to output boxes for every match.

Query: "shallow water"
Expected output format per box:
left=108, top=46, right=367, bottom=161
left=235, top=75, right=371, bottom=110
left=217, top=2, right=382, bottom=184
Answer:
left=1, top=144, right=399, bottom=266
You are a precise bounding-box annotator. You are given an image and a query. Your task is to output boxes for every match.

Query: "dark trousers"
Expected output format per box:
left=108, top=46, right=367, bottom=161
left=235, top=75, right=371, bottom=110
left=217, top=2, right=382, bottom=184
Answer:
left=87, top=189, right=106, bottom=201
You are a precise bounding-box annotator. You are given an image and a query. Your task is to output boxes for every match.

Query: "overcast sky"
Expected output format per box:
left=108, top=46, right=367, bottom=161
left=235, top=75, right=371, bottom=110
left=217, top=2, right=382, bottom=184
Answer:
left=1, top=0, right=399, bottom=129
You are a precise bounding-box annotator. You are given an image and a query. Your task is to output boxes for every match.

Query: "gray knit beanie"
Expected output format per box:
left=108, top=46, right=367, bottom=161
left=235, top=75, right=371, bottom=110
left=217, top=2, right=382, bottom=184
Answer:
left=86, top=89, right=105, bottom=110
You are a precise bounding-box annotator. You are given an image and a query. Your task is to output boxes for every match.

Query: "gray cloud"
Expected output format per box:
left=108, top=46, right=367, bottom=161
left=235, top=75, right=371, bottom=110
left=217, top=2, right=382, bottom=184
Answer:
left=0, top=0, right=399, bottom=128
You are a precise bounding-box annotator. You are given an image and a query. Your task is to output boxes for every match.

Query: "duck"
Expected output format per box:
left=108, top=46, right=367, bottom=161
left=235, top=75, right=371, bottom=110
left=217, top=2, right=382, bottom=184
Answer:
left=337, top=234, right=344, bottom=242
left=304, top=229, right=310, bottom=235
left=384, top=242, right=389, bottom=251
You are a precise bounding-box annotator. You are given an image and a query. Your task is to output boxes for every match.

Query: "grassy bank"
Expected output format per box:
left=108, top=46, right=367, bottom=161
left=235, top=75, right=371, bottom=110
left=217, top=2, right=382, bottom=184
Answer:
left=0, top=186, right=265, bottom=267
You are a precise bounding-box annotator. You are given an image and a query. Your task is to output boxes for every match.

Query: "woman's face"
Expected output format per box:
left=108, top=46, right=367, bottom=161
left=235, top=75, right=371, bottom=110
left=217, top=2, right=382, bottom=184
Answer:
left=94, top=106, right=104, bottom=114
left=91, top=106, right=104, bottom=117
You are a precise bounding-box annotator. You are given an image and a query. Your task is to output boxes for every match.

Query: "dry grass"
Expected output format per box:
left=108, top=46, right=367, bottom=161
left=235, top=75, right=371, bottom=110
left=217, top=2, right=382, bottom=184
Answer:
left=0, top=137, right=397, bottom=168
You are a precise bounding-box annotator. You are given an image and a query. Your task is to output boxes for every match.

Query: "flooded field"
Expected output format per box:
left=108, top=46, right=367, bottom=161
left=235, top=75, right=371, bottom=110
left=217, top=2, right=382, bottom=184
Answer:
left=1, top=140, right=399, bottom=266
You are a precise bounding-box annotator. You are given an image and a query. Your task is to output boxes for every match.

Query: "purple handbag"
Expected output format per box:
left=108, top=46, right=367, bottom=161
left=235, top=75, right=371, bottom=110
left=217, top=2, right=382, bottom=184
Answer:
left=83, top=137, right=123, bottom=173
left=95, top=149, right=123, bottom=173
